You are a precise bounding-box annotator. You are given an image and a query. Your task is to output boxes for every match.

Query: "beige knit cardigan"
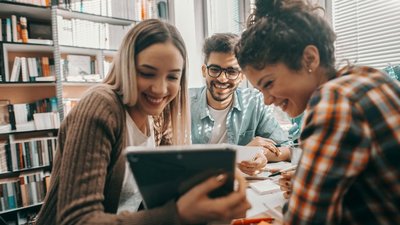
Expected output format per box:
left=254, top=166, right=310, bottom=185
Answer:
left=35, top=85, right=181, bottom=225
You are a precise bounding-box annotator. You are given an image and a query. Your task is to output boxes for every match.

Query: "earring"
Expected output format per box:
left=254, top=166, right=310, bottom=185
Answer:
left=308, top=68, right=312, bottom=73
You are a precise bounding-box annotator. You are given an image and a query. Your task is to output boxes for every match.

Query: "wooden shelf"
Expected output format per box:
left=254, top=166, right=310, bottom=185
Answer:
left=0, top=85, right=57, bottom=104
left=0, top=82, right=56, bottom=87
left=62, top=83, right=99, bottom=99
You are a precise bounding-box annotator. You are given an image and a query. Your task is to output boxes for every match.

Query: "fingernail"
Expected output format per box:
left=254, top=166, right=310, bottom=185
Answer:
left=216, top=174, right=226, bottom=182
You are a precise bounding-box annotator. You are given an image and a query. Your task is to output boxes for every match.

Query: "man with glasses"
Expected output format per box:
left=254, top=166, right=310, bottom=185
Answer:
left=190, top=33, right=291, bottom=174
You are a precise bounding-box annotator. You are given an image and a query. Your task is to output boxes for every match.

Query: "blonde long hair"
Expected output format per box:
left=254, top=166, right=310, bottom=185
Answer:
left=103, top=19, right=191, bottom=145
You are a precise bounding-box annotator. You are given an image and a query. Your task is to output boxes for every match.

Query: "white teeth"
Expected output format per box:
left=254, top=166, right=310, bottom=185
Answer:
left=215, top=83, right=229, bottom=89
left=146, top=95, right=163, bottom=103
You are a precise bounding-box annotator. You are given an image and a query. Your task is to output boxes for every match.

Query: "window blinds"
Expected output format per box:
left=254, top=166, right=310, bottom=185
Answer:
left=332, top=0, right=400, bottom=69
left=206, top=0, right=240, bottom=35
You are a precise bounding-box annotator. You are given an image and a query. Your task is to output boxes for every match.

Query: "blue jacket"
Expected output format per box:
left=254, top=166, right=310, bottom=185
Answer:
left=190, top=87, right=288, bottom=145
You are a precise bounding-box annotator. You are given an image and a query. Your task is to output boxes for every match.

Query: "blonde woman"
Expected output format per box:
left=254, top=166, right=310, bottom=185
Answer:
left=36, top=19, right=249, bottom=225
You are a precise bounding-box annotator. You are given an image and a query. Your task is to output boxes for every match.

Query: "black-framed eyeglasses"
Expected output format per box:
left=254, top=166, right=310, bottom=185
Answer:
left=206, top=65, right=241, bottom=80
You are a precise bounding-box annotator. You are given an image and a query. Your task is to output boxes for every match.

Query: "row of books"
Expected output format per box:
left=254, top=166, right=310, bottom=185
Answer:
left=0, top=137, right=56, bottom=173
left=0, top=171, right=50, bottom=211
left=7, top=56, right=55, bottom=83
left=0, top=15, right=28, bottom=43
left=57, top=16, right=131, bottom=49
left=0, top=15, right=53, bottom=44
left=61, top=54, right=101, bottom=82
left=0, top=97, right=59, bottom=134
left=0, top=0, right=51, bottom=7
left=58, top=0, right=158, bottom=21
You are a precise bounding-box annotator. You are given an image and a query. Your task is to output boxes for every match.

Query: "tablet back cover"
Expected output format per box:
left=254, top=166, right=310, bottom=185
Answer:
left=126, top=144, right=236, bottom=209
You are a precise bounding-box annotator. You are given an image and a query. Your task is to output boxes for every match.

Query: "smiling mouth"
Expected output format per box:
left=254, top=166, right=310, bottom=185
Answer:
left=145, top=94, right=165, bottom=104
left=213, top=82, right=230, bottom=89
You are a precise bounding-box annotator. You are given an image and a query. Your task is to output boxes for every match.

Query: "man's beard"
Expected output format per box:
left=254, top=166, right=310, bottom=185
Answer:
left=207, top=81, right=235, bottom=102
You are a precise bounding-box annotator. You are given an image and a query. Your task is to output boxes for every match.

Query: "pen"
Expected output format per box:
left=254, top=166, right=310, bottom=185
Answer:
left=275, top=143, right=301, bottom=148
left=268, top=164, right=297, bottom=177
left=231, top=217, right=274, bottom=225
left=245, top=176, right=269, bottom=181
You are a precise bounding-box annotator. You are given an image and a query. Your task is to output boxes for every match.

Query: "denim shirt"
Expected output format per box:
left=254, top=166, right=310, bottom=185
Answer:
left=190, top=87, right=288, bottom=145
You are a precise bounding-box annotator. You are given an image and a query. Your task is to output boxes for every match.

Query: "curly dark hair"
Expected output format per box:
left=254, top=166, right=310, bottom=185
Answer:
left=235, top=0, right=336, bottom=73
left=203, top=33, right=239, bottom=64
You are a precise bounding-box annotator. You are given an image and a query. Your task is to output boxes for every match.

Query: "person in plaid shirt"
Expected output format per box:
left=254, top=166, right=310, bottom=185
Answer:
left=235, top=0, right=400, bottom=224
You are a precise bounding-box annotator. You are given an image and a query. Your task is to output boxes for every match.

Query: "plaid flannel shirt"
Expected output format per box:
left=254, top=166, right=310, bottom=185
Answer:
left=284, top=66, right=400, bottom=225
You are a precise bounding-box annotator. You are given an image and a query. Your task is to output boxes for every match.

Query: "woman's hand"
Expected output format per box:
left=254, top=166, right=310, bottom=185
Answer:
left=278, top=170, right=295, bottom=199
left=177, top=173, right=251, bottom=224
left=238, top=152, right=267, bottom=175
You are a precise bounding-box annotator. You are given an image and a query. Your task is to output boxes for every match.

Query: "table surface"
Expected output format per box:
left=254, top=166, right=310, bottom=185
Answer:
left=212, top=161, right=293, bottom=225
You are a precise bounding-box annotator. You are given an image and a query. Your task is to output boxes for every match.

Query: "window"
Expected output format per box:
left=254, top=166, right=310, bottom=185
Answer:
left=205, top=0, right=241, bottom=35
left=332, top=0, right=400, bottom=69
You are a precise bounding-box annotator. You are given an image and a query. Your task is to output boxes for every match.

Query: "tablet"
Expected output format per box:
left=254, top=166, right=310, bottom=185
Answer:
left=125, top=144, right=237, bottom=209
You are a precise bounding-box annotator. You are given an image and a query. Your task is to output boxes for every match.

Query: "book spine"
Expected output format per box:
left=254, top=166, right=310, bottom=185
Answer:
left=5, top=143, right=12, bottom=172
left=11, top=15, right=18, bottom=43
left=8, top=104, right=16, bottom=130
left=0, top=43, right=4, bottom=82
left=2, top=183, right=9, bottom=210
left=20, top=17, right=29, bottom=43
left=0, top=18, right=2, bottom=42
left=6, top=18, right=12, bottom=42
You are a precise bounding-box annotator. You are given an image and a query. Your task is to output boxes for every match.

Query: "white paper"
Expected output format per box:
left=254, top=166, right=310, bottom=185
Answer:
left=264, top=161, right=292, bottom=171
left=235, top=146, right=263, bottom=163
left=249, top=179, right=281, bottom=195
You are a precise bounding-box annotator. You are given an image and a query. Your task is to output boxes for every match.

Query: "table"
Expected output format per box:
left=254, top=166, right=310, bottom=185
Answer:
left=212, top=161, right=292, bottom=225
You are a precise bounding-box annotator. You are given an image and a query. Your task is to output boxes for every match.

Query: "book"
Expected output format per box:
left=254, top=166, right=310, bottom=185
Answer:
left=41, top=57, right=50, bottom=77
left=0, top=100, right=10, bottom=126
left=20, top=17, right=29, bottom=43
left=11, top=15, right=18, bottom=42
left=20, top=57, right=29, bottom=82
left=6, top=18, right=12, bottom=42
left=0, top=141, right=9, bottom=173
left=35, top=76, right=56, bottom=82
left=0, top=18, right=2, bottom=42
left=66, top=54, right=91, bottom=76
left=10, top=57, right=21, bottom=82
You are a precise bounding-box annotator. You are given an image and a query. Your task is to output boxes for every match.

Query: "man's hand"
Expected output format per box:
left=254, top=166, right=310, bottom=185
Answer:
left=238, top=152, right=267, bottom=175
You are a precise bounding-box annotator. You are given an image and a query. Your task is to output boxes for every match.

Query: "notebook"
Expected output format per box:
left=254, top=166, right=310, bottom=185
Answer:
left=125, top=144, right=237, bottom=209
left=249, top=179, right=281, bottom=195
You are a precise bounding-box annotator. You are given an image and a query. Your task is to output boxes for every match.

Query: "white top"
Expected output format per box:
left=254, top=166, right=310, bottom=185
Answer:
left=208, top=105, right=230, bottom=144
left=117, top=112, right=155, bottom=213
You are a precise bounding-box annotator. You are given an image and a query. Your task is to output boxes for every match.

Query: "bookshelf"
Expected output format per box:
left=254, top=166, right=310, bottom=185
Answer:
left=0, top=0, right=170, bottom=223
